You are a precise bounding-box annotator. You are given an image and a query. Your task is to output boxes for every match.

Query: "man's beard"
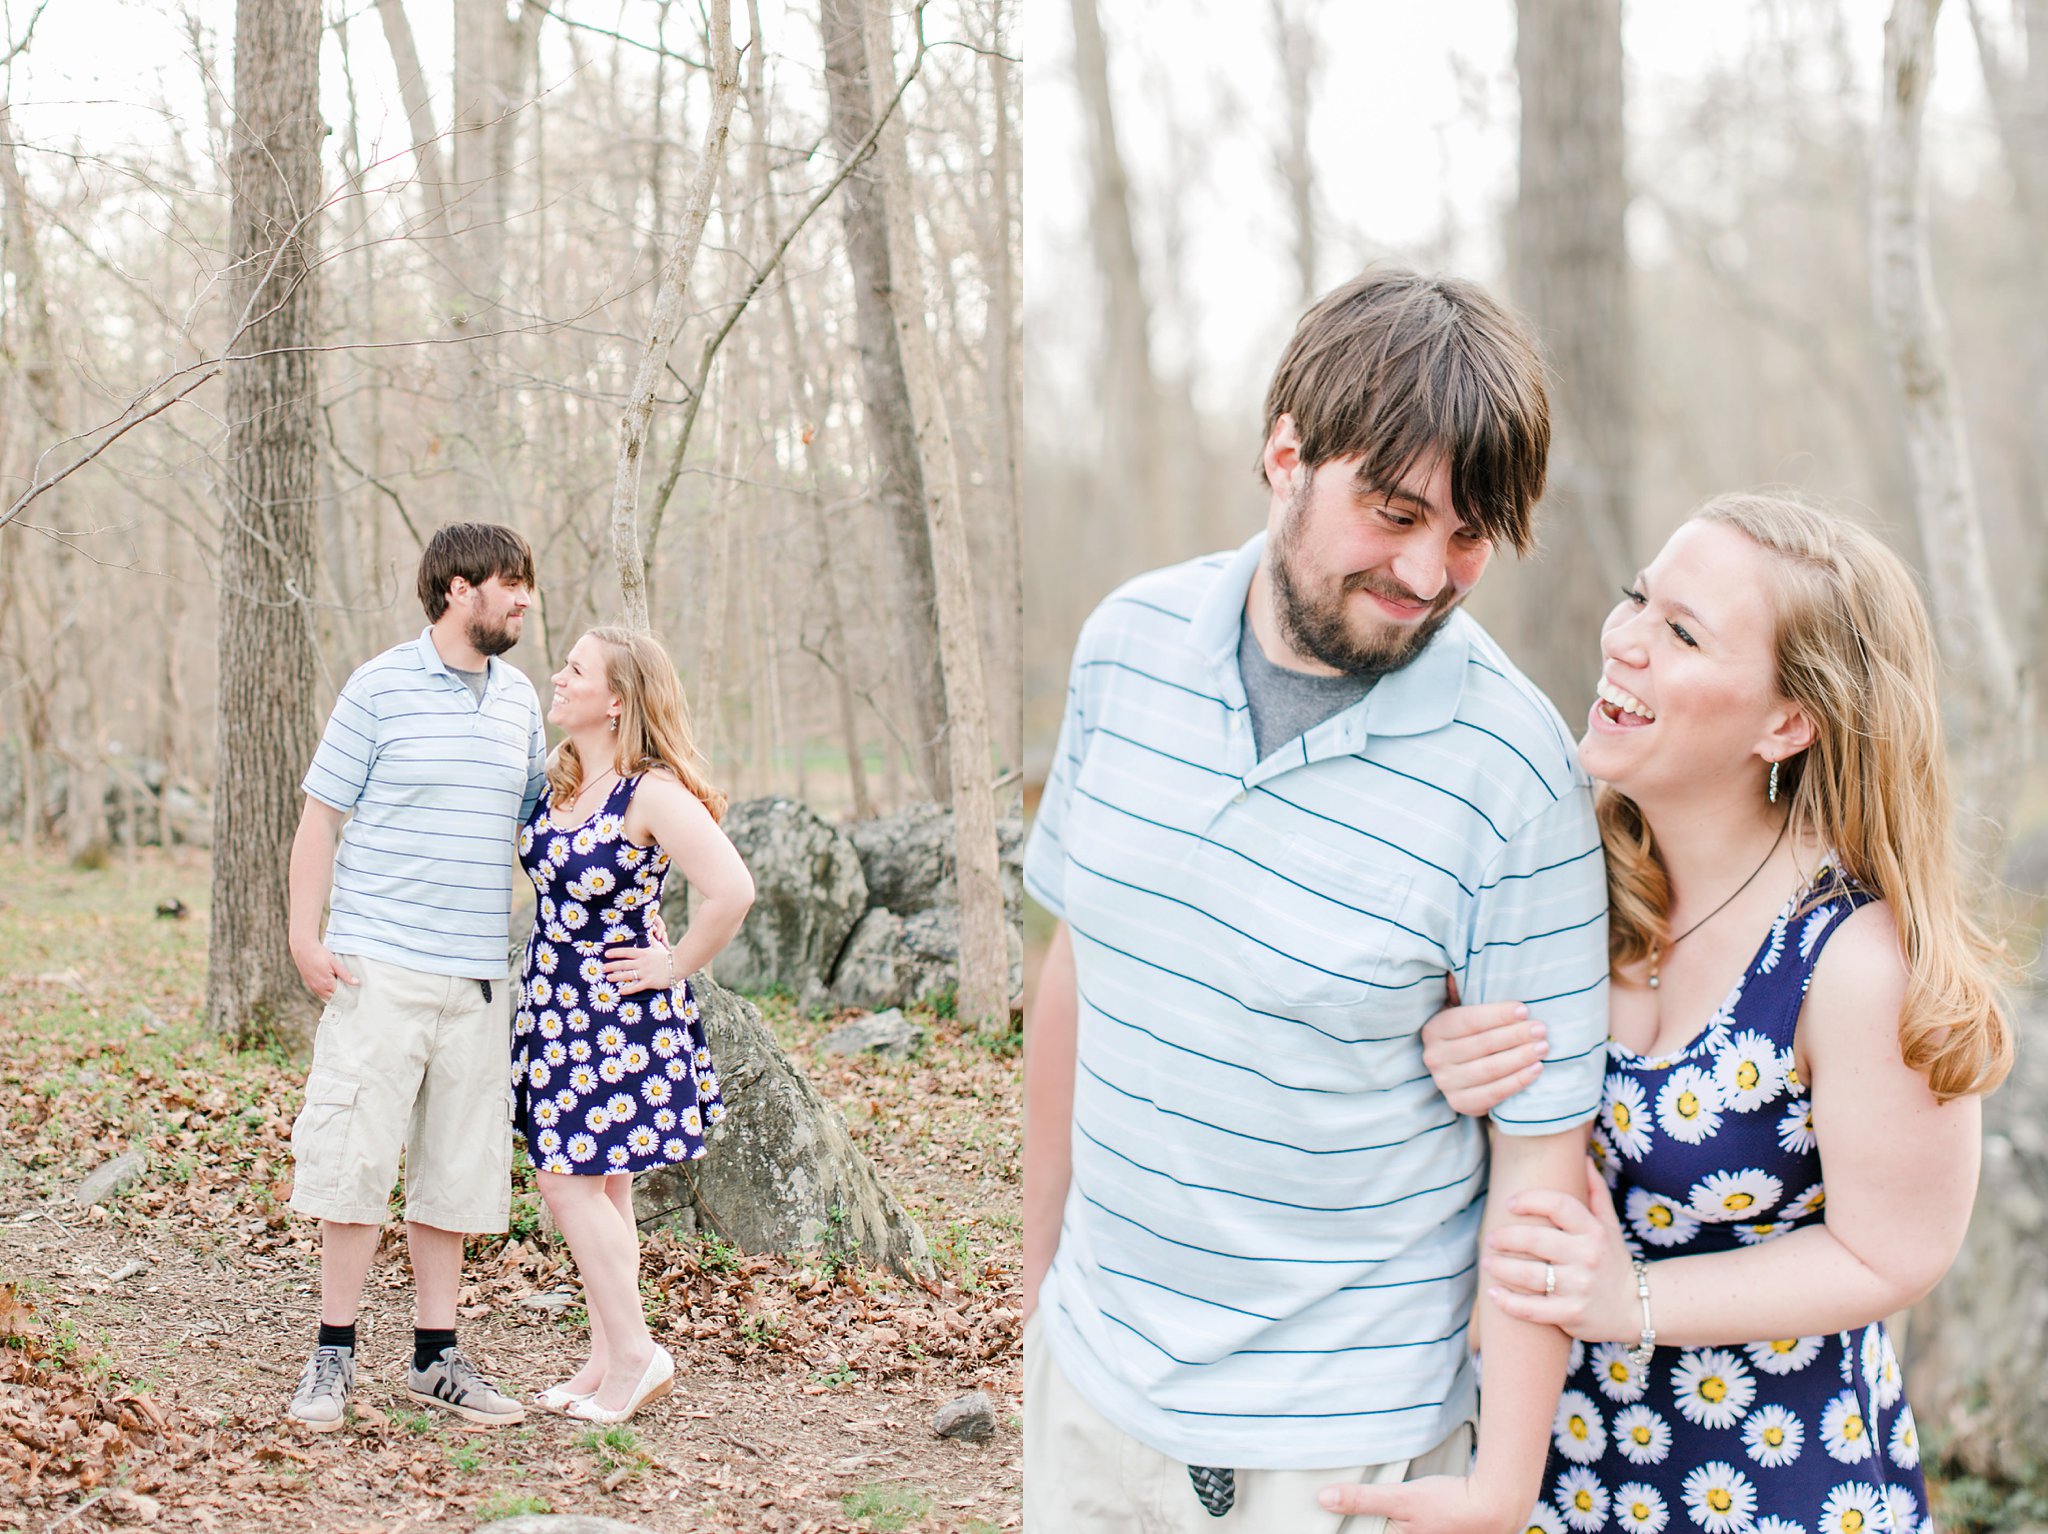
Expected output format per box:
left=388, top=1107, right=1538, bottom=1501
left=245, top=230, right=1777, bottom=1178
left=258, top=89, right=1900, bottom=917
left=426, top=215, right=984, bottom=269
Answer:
left=1270, top=483, right=1460, bottom=678
left=467, top=611, right=521, bottom=658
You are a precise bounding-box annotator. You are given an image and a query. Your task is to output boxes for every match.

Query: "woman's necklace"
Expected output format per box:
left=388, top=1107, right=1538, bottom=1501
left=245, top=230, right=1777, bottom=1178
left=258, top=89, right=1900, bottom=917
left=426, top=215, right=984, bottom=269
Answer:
left=1646, top=817, right=1790, bottom=990
left=560, top=767, right=618, bottom=824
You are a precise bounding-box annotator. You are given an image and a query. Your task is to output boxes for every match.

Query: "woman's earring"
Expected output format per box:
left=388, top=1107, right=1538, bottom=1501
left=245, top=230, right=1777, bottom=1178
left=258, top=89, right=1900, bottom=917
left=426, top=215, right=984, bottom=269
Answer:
left=608, top=716, right=618, bottom=734
left=1767, top=759, right=1780, bottom=804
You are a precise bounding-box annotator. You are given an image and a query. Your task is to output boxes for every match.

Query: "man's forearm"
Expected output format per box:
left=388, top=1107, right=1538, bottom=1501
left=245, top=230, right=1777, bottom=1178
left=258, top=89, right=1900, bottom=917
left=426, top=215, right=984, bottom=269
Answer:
left=1023, top=920, right=1078, bottom=1317
left=288, top=804, right=340, bottom=948
left=1473, top=1125, right=1590, bottom=1518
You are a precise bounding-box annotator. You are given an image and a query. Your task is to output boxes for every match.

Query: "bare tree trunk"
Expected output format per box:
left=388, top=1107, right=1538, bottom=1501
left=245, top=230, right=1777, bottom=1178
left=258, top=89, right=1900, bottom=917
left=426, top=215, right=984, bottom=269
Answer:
left=606, top=0, right=741, bottom=632
left=862, top=0, right=1009, bottom=1024
left=820, top=0, right=950, bottom=800
left=733, top=0, right=873, bottom=819
left=1870, top=0, right=2025, bottom=850
left=1872, top=0, right=2040, bottom=1472
left=1965, top=0, right=2048, bottom=683
left=1, top=97, right=109, bottom=860
left=985, top=0, right=1024, bottom=782
left=1068, top=0, right=1174, bottom=558
left=373, top=0, right=450, bottom=231
left=1271, top=0, right=1321, bottom=305
left=207, top=0, right=324, bottom=1047
left=1508, top=0, right=1634, bottom=717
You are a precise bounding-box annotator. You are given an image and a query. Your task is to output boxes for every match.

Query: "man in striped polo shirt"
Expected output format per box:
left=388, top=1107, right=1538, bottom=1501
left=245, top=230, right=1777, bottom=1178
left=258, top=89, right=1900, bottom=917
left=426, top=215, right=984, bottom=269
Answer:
left=1024, top=271, right=1611, bottom=1531
left=283, top=523, right=547, bottom=1431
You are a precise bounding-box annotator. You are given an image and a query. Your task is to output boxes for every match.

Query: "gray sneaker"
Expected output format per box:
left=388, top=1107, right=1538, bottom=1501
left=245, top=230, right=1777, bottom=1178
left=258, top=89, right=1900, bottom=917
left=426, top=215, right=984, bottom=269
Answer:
left=286, top=1344, right=356, bottom=1432
left=407, top=1346, right=525, bottom=1426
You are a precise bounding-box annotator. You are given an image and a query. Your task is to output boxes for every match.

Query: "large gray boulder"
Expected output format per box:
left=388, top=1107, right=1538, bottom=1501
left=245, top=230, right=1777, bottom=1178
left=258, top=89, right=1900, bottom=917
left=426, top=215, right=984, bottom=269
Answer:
left=713, top=798, right=867, bottom=1007
left=831, top=901, right=1024, bottom=1011
left=847, top=803, right=1025, bottom=924
left=633, top=974, right=931, bottom=1277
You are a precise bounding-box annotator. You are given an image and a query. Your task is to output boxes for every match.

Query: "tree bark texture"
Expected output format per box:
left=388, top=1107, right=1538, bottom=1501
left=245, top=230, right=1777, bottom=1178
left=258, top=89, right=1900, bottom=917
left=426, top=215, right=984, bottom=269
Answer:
left=607, top=0, right=741, bottom=633
left=1876, top=0, right=2038, bottom=1467
left=820, top=0, right=950, bottom=801
left=207, top=0, right=324, bottom=1048
left=1069, top=0, right=1174, bottom=557
left=1271, top=0, right=1321, bottom=305
left=861, top=0, right=1010, bottom=1026
left=373, top=0, right=450, bottom=233
left=1870, top=0, right=2025, bottom=856
left=0, top=97, right=108, bottom=860
left=1509, top=0, right=1634, bottom=718
left=985, top=0, right=1024, bottom=781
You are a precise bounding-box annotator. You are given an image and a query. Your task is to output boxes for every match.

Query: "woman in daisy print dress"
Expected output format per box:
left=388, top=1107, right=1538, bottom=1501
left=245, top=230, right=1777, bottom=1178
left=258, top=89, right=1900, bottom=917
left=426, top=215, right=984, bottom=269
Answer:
left=514, top=626, right=754, bottom=1425
left=1419, top=494, right=2009, bottom=1534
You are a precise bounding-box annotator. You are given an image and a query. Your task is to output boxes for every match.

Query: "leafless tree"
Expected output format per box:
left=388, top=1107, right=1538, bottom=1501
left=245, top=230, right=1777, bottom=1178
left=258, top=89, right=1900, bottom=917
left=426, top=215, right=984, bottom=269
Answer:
left=205, top=0, right=325, bottom=1046
left=1507, top=0, right=1634, bottom=717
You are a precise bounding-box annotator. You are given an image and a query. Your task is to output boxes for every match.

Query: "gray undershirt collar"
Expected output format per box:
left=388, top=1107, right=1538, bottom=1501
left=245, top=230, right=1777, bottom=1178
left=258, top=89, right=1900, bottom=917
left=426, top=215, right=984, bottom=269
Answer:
left=1237, top=618, right=1375, bottom=762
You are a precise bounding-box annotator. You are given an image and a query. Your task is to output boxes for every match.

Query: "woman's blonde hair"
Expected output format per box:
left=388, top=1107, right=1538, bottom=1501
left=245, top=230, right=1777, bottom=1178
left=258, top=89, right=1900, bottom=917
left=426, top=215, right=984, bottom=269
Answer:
left=546, top=626, right=728, bottom=822
left=1598, top=490, right=2011, bottom=1102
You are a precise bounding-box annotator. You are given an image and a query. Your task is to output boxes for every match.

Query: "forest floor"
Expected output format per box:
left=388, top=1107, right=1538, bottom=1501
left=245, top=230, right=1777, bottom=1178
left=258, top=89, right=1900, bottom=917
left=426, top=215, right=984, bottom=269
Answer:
left=0, top=847, right=1020, bottom=1534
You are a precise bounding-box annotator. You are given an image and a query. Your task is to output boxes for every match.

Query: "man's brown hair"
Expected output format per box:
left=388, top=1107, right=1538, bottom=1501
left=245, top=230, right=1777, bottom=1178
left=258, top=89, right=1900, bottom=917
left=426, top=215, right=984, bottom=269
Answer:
left=417, top=523, right=538, bottom=620
left=1258, top=268, right=1550, bottom=553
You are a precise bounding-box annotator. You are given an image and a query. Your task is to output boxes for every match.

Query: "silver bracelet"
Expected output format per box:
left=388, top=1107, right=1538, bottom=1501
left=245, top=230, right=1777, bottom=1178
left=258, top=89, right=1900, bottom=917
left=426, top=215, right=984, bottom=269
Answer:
left=664, top=944, right=678, bottom=989
left=1627, top=1257, right=1656, bottom=1369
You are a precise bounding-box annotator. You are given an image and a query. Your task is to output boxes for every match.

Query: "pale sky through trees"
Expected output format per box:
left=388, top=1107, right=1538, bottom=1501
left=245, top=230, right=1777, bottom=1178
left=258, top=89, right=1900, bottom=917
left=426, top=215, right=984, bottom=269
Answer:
left=1024, top=0, right=2006, bottom=429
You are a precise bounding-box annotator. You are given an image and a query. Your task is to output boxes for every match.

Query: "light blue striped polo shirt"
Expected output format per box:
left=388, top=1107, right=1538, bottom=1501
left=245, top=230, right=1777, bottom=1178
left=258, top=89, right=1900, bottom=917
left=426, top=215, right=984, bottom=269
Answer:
left=1025, top=534, right=1610, bottom=1469
left=303, top=629, right=547, bottom=979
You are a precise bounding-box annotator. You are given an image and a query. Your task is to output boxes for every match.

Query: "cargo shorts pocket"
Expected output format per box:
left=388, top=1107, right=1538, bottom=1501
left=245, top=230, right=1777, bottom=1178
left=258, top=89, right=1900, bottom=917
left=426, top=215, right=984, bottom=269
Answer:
left=290, top=1066, right=361, bottom=1196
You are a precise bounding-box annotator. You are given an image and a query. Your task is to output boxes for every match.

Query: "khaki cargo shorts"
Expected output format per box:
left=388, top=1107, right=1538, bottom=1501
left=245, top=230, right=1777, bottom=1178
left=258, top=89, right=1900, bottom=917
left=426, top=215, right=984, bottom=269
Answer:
left=287, top=952, right=515, bottom=1233
left=1023, top=1311, right=1476, bottom=1534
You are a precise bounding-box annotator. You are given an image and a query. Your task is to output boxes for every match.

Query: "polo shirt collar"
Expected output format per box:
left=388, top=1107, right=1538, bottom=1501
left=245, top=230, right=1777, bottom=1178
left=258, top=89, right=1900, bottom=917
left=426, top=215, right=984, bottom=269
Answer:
left=414, top=626, right=502, bottom=695
left=1187, top=530, right=1471, bottom=743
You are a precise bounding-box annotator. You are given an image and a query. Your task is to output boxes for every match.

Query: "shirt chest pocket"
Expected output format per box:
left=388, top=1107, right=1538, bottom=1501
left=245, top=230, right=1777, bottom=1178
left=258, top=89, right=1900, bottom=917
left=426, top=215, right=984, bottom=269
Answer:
left=1192, top=834, right=1419, bottom=1013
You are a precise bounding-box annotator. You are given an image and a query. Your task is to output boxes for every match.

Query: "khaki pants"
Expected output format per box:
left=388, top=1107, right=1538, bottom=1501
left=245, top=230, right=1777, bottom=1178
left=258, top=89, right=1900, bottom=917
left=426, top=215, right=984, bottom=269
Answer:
left=286, top=953, right=515, bottom=1233
left=1024, top=1314, right=1475, bottom=1534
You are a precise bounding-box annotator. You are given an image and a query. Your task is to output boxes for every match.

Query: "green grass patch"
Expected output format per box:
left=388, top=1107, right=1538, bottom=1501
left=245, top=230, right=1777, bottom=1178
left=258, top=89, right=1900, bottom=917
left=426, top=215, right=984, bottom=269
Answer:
left=843, top=1482, right=933, bottom=1532
left=474, top=1489, right=552, bottom=1521
left=576, top=1422, right=652, bottom=1479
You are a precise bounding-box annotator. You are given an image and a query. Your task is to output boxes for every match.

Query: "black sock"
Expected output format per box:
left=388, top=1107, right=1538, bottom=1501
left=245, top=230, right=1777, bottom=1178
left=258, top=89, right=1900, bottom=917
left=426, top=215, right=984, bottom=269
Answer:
left=317, top=1321, right=356, bottom=1351
left=413, top=1327, right=456, bottom=1371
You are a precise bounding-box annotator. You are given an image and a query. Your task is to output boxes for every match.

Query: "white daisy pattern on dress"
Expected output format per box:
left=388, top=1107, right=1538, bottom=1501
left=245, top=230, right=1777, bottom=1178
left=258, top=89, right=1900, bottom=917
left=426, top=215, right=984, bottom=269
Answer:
left=1534, top=877, right=1923, bottom=1534
left=1819, top=1391, right=1873, bottom=1463
left=1591, top=1342, right=1650, bottom=1404
left=1681, top=1461, right=1757, bottom=1534
left=510, top=775, right=725, bottom=1180
left=1887, top=1405, right=1918, bottom=1469
left=1713, top=1031, right=1788, bottom=1112
left=1556, top=1467, right=1609, bottom=1533
left=1607, top=1074, right=1654, bottom=1160
left=1859, top=1328, right=1903, bottom=1411
left=1628, top=1186, right=1703, bottom=1249
left=1686, top=1169, right=1785, bottom=1225
left=1612, top=1404, right=1672, bottom=1465
left=1671, top=1349, right=1756, bottom=1431
left=1741, top=1337, right=1823, bottom=1376
left=1741, top=1405, right=1802, bottom=1468
left=1523, top=1504, right=1570, bottom=1534
left=1615, top=1482, right=1670, bottom=1534
left=1553, top=1391, right=1606, bottom=1464
left=1816, top=1484, right=1883, bottom=1534
left=1656, top=1066, right=1724, bottom=1145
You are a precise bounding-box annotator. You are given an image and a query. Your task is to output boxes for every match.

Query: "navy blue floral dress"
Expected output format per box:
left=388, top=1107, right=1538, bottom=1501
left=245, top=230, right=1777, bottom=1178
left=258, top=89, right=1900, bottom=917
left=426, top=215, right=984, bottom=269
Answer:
left=510, top=774, right=724, bottom=1175
left=1529, top=871, right=1929, bottom=1534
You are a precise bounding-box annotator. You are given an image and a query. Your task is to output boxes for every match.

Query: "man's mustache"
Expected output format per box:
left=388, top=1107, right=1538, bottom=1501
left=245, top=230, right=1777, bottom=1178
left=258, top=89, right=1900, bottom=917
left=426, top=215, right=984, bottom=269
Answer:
left=1341, top=571, right=1449, bottom=612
